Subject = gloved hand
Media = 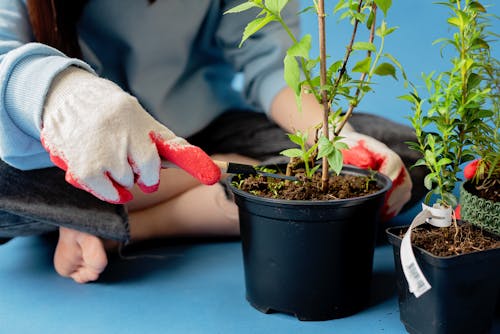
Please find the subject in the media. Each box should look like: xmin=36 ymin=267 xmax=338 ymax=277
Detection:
xmin=340 ymin=130 xmax=412 ymax=221
xmin=41 ymin=67 xmax=220 ymax=204
xmin=463 ymin=159 xmax=479 ymax=180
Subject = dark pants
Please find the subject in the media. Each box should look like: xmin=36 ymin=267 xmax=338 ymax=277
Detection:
xmin=0 ymin=111 xmax=425 ymax=244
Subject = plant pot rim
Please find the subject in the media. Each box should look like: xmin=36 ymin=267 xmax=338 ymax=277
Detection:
xmin=228 ymin=164 xmax=392 ymax=207
xmin=460 ymin=181 xmax=499 ymax=205
xmin=385 ymin=224 xmax=500 ymax=265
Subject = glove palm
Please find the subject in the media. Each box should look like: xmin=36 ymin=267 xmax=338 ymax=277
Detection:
xmin=41 ymin=67 xmax=220 ymax=204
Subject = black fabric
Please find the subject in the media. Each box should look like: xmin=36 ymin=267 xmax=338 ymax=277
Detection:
xmin=187 ymin=110 xmax=292 ymax=161
xmin=0 ymin=160 xmax=129 ymax=241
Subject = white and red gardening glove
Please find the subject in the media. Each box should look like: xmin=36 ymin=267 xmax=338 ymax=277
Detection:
xmin=340 ymin=130 xmax=412 ymax=221
xmin=41 ymin=67 xmax=221 ymax=204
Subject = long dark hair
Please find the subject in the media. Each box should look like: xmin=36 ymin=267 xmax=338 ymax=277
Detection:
xmin=26 ymin=0 xmax=156 ymax=59
xmin=26 ymin=0 xmax=88 ymax=58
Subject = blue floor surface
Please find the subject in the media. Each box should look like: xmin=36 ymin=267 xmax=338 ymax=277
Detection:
xmin=1 ymin=205 xmax=499 ymax=334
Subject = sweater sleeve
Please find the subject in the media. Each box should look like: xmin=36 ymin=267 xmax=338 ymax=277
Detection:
xmin=216 ymin=0 xmax=300 ymax=114
xmin=0 ymin=0 xmax=94 ymax=170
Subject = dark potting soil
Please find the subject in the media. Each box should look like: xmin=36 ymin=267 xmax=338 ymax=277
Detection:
xmin=237 ymin=168 xmax=380 ymax=201
xmin=400 ymin=223 xmax=500 ymax=257
xmin=466 ymin=175 xmax=500 ymax=202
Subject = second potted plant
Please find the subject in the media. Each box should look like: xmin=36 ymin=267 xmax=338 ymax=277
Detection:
xmin=387 ymin=1 xmax=500 ymax=333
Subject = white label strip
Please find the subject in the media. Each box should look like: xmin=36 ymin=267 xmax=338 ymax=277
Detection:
xmin=400 ymin=208 xmax=432 ymax=297
xmin=399 ymin=203 xmax=453 ymax=298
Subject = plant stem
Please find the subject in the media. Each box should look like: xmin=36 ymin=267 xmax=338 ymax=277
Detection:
xmin=330 ymin=0 xmax=363 ymax=103
xmin=335 ymin=3 xmax=377 ymax=136
xmin=317 ymin=0 xmax=330 ymax=191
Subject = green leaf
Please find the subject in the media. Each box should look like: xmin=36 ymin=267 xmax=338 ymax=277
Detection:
xmin=224 ymin=2 xmax=259 ymax=14
xmin=469 ymin=1 xmax=487 ymax=12
xmin=366 ymin=10 xmax=374 ymax=29
xmin=283 ymin=54 xmax=301 ymax=96
xmin=374 ymin=62 xmax=397 ymax=79
xmin=334 ymin=0 xmax=348 ymax=13
xmin=328 ymin=149 xmax=344 ymax=176
xmin=374 ymin=0 xmax=392 ymax=16
xmin=334 ymin=141 xmax=349 ymax=150
xmin=266 ymin=0 xmax=289 ymax=15
xmin=240 ymin=15 xmax=275 ymax=46
xmin=352 ymin=57 xmax=371 ymax=74
xmin=412 ymin=158 xmax=428 ymax=167
xmin=286 ymin=132 xmax=304 ymax=146
xmin=437 ymin=157 xmax=452 ymax=167
xmin=280 ymin=148 xmax=303 ymax=158
xmin=287 ymin=34 xmax=311 ymax=59
xmin=317 ymin=136 xmax=334 ymax=158
xmin=447 ymin=16 xmax=461 ymax=28
xmin=399 ymin=93 xmax=420 ymax=104
xmin=470 ymin=37 xmax=489 ymax=50
xmin=424 ymin=173 xmax=435 ymax=190
xmin=352 ymin=42 xmax=376 ymax=52
xmin=311 ymin=164 xmax=321 ymax=175
xmin=424 ymin=150 xmax=436 ymax=166
xmin=380 ymin=26 xmax=398 ymax=37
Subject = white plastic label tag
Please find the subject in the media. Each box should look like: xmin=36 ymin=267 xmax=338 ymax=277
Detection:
xmin=399 ymin=203 xmax=452 ymax=298
xmin=423 ymin=203 xmax=452 ymax=228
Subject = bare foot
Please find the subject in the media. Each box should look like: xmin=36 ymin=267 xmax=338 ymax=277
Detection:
xmin=53 ymin=227 xmax=108 ymax=283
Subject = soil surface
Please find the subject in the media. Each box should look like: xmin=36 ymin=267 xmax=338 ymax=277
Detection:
xmin=236 ymin=167 xmax=381 ymax=201
xmin=466 ymin=176 xmax=500 ymax=202
xmin=400 ymin=223 xmax=500 ymax=257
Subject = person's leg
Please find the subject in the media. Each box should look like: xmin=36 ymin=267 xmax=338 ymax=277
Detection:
xmin=127 ymin=153 xmax=258 ymax=240
xmin=54 ymin=152 xmax=257 ymax=283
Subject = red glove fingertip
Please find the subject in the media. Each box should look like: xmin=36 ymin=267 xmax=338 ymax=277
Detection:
xmin=155 ymin=137 xmax=221 ymax=185
xmin=342 ymin=141 xmax=383 ymax=170
xmin=463 ymin=160 xmax=479 ymax=180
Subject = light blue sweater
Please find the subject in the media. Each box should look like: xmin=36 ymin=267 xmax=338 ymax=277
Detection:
xmin=0 ymin=0 xmax=298 ymax=169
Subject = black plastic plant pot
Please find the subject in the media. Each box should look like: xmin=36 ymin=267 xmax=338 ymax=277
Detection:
xmin=228 ymin=165 xmax=391 ymax=321
xmin=386 ymin=225 xmax=500 ymax=334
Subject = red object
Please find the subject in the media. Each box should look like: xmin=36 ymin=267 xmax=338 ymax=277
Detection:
xmin=153 ymin=132 xmax=221 ymax=186
xmin=342 ymin=140 xmax=405 ymax=222
xmin=454 ymin=205 xmax=461 ymax=220
xmin=342 ymin=140 xmax=384 ymax=170
xmin=380 ymin=166 xmax=408 ymax=221
xmin=463 ymin=160 xmax=479 ymax=180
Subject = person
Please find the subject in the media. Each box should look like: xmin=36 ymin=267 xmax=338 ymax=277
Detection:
xmin=0 ymin=0 xmax=422 ymax=284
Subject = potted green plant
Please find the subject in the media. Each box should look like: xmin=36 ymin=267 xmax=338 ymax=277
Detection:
xmin=225 ymin=0 xmax=401 ymax=320
xmin=459 ymin=53 xmax=499 ymax=235
xmin=386 ymin=1 xmax=500 ymax=333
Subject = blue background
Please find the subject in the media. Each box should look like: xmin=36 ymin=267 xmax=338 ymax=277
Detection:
xmin=0 ymin=1 xmax=499 ymax=333
xmin=301 ymin=0 xmax=499 ymax=126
